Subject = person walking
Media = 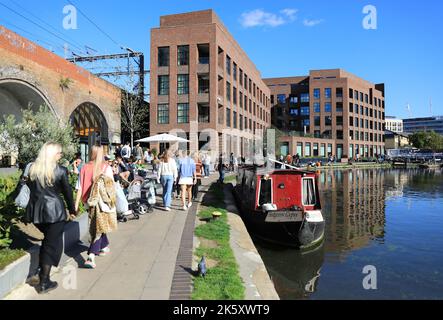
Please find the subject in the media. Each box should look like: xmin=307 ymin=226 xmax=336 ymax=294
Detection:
xmin=157 ymin=151 xmax=178 ymax=211
xmin=26 ymin=142 xmax=76 ymax=294
xmin=229 ymin=153 xmax=234 ymax=172
xmin=178 ymin=151 xmax=196 ymax=211
xmin=121 ymin=142 xmax=131 ymax=162
xmin=217 ymin=154 xmax=225 ymax=184
xmin=135 ymin=143 xmax=143 ymax=165
xmin=75 ymin=146 xmax=117 ymax=269
xmin=144 ymin=149 xmax=152 ymax=166
xmin=192 ymin=153 xmax=203 ymax=200
xmin=202 ymin=152 xmax=211 ymax=178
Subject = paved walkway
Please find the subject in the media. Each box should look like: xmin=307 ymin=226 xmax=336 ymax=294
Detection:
xmin=6 ymin=174 xmax=218 ymax=300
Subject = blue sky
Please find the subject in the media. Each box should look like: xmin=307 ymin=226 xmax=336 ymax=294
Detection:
xmin=0 ymin=0 xmax=442 ymax=119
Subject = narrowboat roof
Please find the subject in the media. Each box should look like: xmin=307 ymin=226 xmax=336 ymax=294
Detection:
xmin=239 ymin=165 xmax=314 ymax=176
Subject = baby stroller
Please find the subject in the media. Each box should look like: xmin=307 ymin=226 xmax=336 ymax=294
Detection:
xmin=125 ymin=175 xmax=156 ymax=219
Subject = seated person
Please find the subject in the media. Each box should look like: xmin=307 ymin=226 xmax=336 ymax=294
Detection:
xmin=116 ymin=156 xmax=131 ymax=184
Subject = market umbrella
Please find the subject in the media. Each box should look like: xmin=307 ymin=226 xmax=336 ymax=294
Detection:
xmin=135 ymin=133 xmax=190 ymax=143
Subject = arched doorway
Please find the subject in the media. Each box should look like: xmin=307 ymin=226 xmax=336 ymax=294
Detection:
xmin=0 ymin=79 xmax=54 ymax=167
xmin=70 ymin=102 xmax=109 ymax=162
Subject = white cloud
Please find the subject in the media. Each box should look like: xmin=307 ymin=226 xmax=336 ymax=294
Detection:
xmin=303 ymin=19 xmax=324 ymax=27
xmin=281 ymin=8 xmax=298 ymax=21
xmin=240 ymin=9 xmax=296 ymax=28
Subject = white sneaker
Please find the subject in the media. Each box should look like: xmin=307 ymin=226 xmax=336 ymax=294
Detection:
xmin=187 ymin=202 xmax=193 ymax=208
xmin=182 ymin=205 xmax=188 ymax=211
xmin=165 ymin=207 xmax=171 ymax=211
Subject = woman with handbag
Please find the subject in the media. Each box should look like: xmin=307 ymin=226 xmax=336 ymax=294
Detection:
xmin=26 ymin=142 xmax=76 ymax=294
xmin=75 ymin=145 xmax=117 ymax=269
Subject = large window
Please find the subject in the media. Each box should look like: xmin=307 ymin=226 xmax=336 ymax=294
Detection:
xmin=301 ymin=93 xmax=310 ymax=103
xmin=302 ymin=178 xmax=316 ymax=205
xmin=158 ymin=47 xmax=169 ymax=67
xmin=336 ymin=116 xmax=343 ymax=126
xmin=290 ymin=108 xmax=299 ymax=116
xmin=233 ymin=111 xmax=237 ymax=128
xmin=233 ymin=87 xmax=237 ymax=105
xmin=157 ymin=104 xmax=169 ymax=124
xmin=315 ymin=116 xmax=321 ymax=126
xmin=314 ymin=102 xmax=321 ymax=113
xmin=325 ymin=102 xmax=332 ymax=113
xmin=336 ymin=88 xmax=343 ymax=98
xmin=198 ymin=74 xmax=210 ymax=93
xmin=177 ymin=74 xmax=189 ymax=95
xmin=197 ymin=44 xmax=210 ymax=64
xmin=198 ymin=104 xmax=210 ymax=123
xmin=277 ymin=94 xmax=286 ymax=104
xmin=305 ymin=143 xmax=311 ymax=157
xmin=226 ymin=82 xmax=231 ymax=102
xmin=313 ymin=88 xmax=320 ymax=99
xmin=301 ymin=106 xmax=310 ymax=116
xmin=177 ymin=45 xmax=189 ymax=66
xmin=158 ymin=75 xmax=169 ymax=95
xmin=177 ymin=103 xmax=189 ymax=123
xmin=233 ymin=63 xmax=237 ymax=81
xmin=325 ymin=88 xmax=332 ymax=99
xmin=226 ymin=56 xmax=231 ymax=75
xmin=325 ymin=116 xmax=332 ymax=126
xmin=226 ymin=108 xmax=231 ymax=127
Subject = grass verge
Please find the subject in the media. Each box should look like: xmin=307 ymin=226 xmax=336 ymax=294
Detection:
xmin=0 ymin=249 xmax=26 ymax=271
xmin=192 ymin=183 xmax=245 ymax=300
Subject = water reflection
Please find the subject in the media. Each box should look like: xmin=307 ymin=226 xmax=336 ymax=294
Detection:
xmin=255 ymin=168 xmax=443 ymax=300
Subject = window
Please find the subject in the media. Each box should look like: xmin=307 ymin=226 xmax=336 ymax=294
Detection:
xmin=177 ymin=103 xmax=189 ymax=123
xmin=158 ymin=75 xmax=169 ymax=95
xmin=177 ymin=74 xmax=189 ymax=95
xmin=336 ymin=88 xmax=343 ymax=98
xmin=226 ymin=82 xmax=231 ymax=102
xmin=360 ymin=92 xmax=364 ymax=102
xmin=226 ymin=56 xmax=231 ymax=75
xmin=303 ymin=119 xmax=310 ymax=127
xmin=239 ymin=69 xmax=243 ymax=86
xmin=365 ymin=94 xmax=369 ymax=103
xmin=233 ymin=87 xmax=237 ymax=105
xmin=314 ymin=103 xmax=321 ymax=113
xmin=349 ymin=88 xmax=354 ymax=99
xmin=270 ymin=95 xmax=274 ymax=105
xmin=354 ymin=90 xmax=358 ymax=100
xmin=336 ymin=130 xmax=343 ymax=140
xmin=233 ymin=63 xmax=237 ymax=81
xmin=177 ymin=45 xmax=189 ymax=66
xmin=320 ymin=144 xmax=326 ymax=157
xmin=365 ymin=107 xmax=369 ymax=116
xmin=239 ymin=92 xmax=243 ymax=108
xmin=336 ymin=102 xmax=343 ymax=112
xmin=157 ymin=104 xmax=169 ymax=124
xmin=158 ymin=47 xmax=169 ymax=67
xmin=233 ymin=111 xmax=237 ymax=128
xmin=197 ymin=44 xmax=210 ymax=64
xmin=226 ymin=108 xmax=231 ymax=127
xmin=289 ymin=108 xmax=299 ymax=116
xmin=350 ymin=116 xmax=354 ymax=126
xmin=301 ymin=93 xmax=310 ymax=103
xmin=325 ymin=116 xmax=332 ymax=126
xmin=325 ymin=103 xmax=332 ymax=113
xmin=304 ymin=144 xmax=312 ymax=158
xmin=360 ymin=105 xmax=364 ymax=115
xmin=239 ymin=114 xmax=243 ymax=130
xmin=198 ymin=74 xmax=210 ymax=93
xmin=290 ymin=96 xmax=298 ymax=105
xmin=355 ymin=117 xmax=359 ymax=127
xmin=315 ymin=116 xmax=321 ymax=126
xmin=301 ymin=106 xmax=310 ymax=116
xmin=314 ymin=88 xmax=320 ymax=99
xmin=259 ymin=178 xmax=272 ymax=207
xmin=249 ymin=79 xmax=252 ymax=93
xmin=349 ymin=102 xmax=354 ymax=113
xmin=336 ymin=116 xmax=343 ymax=126
xmin=277 ymin=94 xmax=286 ymax=104
xmin=198 ymin=104 xmax=210 ymax=123
xmin=325 ymin=88 xmax=332 ymax=99
xmin=244 ymin=74 xmax=248 ymax=90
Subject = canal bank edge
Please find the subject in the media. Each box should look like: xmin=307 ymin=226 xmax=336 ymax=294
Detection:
xmin=1 ymin=213 xmax=89 ymax=299
xmin=223 ymin=184 xmax=280 ymax=300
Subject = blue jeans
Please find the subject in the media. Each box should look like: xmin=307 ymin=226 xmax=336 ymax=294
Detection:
xmin=160 ymin=175 xmax=174 ymax=208
xmin=204 ymin=164 xmax=210 ymax=176
xmin=218 ymin=170 xmax=225 ymax=183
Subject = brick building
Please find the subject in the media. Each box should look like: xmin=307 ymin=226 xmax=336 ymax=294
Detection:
xmin=264 ymin=69 xmax=386 ymax=160
xmin=149 ymin=10 xmax=272 ymax=157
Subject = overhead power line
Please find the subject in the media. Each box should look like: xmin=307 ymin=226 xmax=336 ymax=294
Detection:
xmin=67 ymin=0 xmax=122 ymax=49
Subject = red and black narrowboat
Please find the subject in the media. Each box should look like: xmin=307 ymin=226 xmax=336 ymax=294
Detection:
xmin=233 ymin=165 xmax=325 ymax=249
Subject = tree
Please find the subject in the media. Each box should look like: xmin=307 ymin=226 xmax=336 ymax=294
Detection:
xmin=120 ymin=90 xmax=149 ymax=147
xmin=0 ymin=106 xmax=78 ymax=167
xmin=409 ymin=131 xmax=443 ymax=151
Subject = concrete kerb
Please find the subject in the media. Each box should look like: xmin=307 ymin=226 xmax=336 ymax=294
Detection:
xmin=223 ymin=184 xmax=280 ymax=300
xmin=1 ymin=213 xmax=89 ymax=299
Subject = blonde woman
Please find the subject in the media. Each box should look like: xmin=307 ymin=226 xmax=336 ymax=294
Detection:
xmin=75 ymin=146 xmax=114 ymax=269
xmin=157 ymin=151 xmax=178 ymax=211
xmin=26 ymin=142 xmax=76 ymax=294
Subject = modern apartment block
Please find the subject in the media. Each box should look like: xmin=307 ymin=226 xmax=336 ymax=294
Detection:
xmin=403 ymin=116 xmax=443 ymax=135
xmin=385 ymin=116 xmax=404 ymax=133
xmin=264 ymin=69 xmax=386 ymax=159
xmin=150 ymin=10 xmax=272 ymax=156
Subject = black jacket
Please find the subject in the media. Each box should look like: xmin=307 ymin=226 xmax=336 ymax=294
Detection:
xmin=26 ymin=165 xmax=75 ymax=224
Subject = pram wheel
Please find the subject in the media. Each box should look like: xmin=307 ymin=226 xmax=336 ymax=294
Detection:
xmin=135 ymin=214 xmax=140 ymax=220
xmin=121 ymin=217 xmax=128 ymax=223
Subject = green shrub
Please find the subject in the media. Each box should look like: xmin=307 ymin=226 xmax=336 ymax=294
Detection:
xmin=0 ymin=249 xmax=26 ymax=270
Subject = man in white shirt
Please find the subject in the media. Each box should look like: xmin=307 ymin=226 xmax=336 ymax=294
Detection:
xmin=121 ymin=142 xmax=131 ymax=162
xmin=203 ymin=152 xmax=211 ymax=178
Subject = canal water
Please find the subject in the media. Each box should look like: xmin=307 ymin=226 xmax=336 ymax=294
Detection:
xmin=255 ymin=168 xmax=443 ymax=300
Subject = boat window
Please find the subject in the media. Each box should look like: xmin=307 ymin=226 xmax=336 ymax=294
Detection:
xmin=259 ymin=178 xmax=272 ymax=206
xmin=302 ymin=178 xmax=316 ymax=206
